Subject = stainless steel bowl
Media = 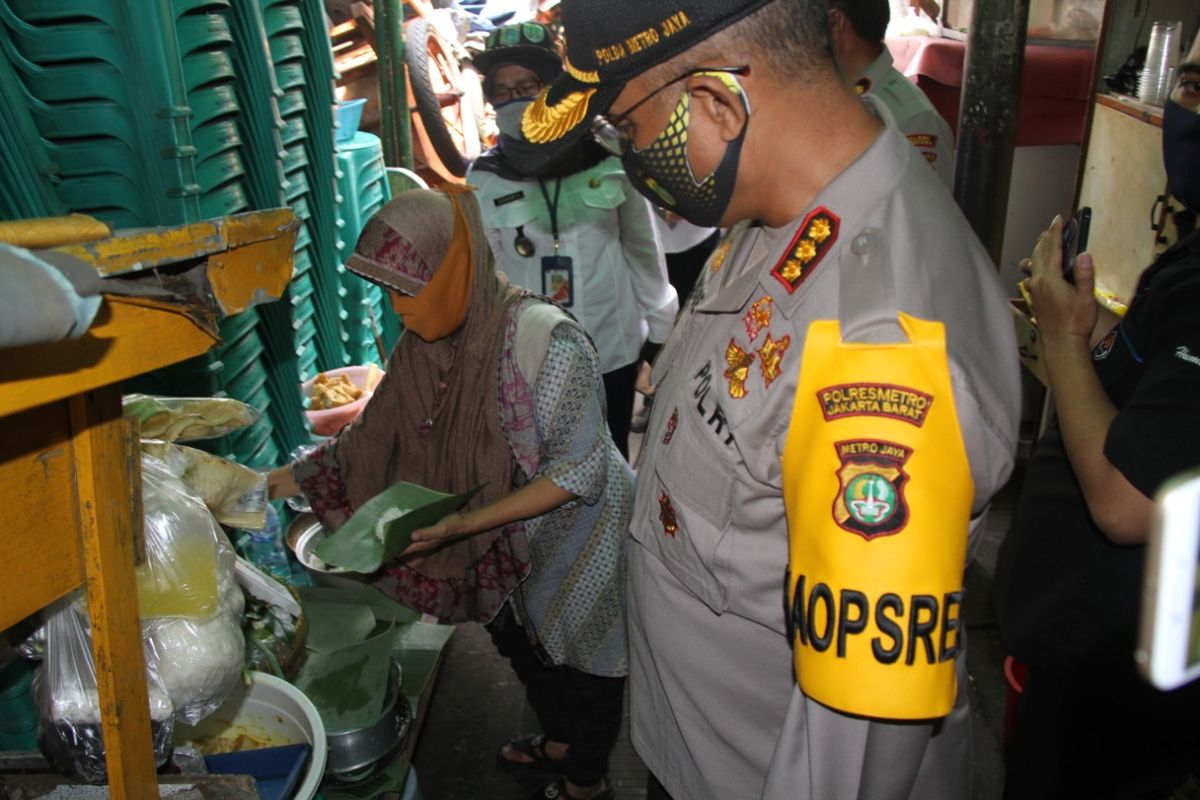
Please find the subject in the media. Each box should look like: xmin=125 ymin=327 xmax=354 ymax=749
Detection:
xmin=286 ymin=514 xmax=368 ymax=589
xmin=324 ymin=662 xmax=411 ymax=781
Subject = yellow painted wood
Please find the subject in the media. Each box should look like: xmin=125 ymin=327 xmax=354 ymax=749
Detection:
xmin=0 ymin=214 xmax=110 ymax=248
xmin=0 ymin=297 xmax=219 ymax=418
xmin=55 ymin=209 xmax=297 ymax=277
xmin=207 ymin=236 xmax=296 ymax=316
xmin=69 ymin=389 xmax=156 ymax=800
xmin=0 ymin=401 xmax=85 ymax=630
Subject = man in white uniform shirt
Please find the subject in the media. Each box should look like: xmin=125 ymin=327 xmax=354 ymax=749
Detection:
xmin=830 ymin=0 xmax=956 ymax=190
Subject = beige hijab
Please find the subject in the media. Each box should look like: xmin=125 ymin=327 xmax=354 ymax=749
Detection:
xmin=334 ymin=187 xmax=530 ymax=622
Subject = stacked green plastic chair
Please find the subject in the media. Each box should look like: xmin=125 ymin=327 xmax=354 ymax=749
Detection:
xmin=224 ymin=0 xmax=314 ymax=457
xmin=0 ymin=0 xmax=201 ymax=228
xmin=336 ymin=131 xmax=396 ymax=366
xmin=0 ymin=45 xmax=63 ymax=219
xmin=259 ymin=0 xmax=349 ymax=373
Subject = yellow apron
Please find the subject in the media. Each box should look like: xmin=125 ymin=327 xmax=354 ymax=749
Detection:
xmin=782 ymin=312 xmax=972 ymax=719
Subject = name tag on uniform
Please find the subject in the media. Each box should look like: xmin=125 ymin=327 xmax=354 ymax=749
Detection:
xmin=541 ymin=255 xmax=574 ymax=308
xmin=493 ymin=191 xmax=525 ymax=207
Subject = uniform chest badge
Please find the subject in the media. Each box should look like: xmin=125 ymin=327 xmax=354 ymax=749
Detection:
xmin=662 ymin=408 xmax=679 ymax=445
xmin=1093 ymin=328 xmax=1117 ymax=361
xmin=724 ymin=339 xmax=756 ymax=399
xmin=772 ymin=207 xmax=840 ymax=294
xmin=659 ymin=492 xmax=679 ymax=538
xmin=743 ymin=295 xmax=774 ymax=342
xmin=757 ymin=333 xmax=791 ymax=388
xmin=833 ymin=439 xmax=912 ymax=540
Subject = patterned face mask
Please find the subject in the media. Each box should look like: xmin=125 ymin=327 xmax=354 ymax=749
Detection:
xmin=620 ymin=72 xmax=750 ymax=227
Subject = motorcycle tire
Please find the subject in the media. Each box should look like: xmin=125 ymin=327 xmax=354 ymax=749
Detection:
xmin=405 ymin=17 xmax=480 ymax=178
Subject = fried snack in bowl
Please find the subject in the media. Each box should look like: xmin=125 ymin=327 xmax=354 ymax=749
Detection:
xmin=301 ymin=366 xmax=384 ymax=437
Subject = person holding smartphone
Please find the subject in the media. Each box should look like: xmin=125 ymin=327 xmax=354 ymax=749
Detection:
xmin=995 ymin=49 xmax=1200 ymax=799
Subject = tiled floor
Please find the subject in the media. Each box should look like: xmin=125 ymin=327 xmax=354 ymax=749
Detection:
xmin=411 ymin=407 xmax=1019 ymax=800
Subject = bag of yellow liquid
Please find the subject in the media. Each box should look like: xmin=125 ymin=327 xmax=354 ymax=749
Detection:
xmin=136 ymin=455 xmax=234 ymax=619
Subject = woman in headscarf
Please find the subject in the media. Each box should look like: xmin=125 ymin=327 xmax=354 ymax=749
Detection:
xmin=268 ymin=186 xmax=628 ymax=800
xmin=468 ymin=21 xmax=678 ymax=460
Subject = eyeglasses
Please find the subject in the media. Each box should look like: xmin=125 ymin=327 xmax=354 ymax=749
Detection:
xmin=590 ymin=65 xmax=750 ymax=157
xmin=489 ymin=79 xmax=545 ymax=105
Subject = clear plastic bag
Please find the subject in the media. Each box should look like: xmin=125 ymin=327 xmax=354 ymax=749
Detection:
xmin=35 ymin=592 xmax=174 ymax=784
xmin=137 ymin=456 xmax=233 ymax=619
xmin=141 ymin=441 xmax=269 ymax=530
xmin=123 ymin=394 xmax=260 ymax=442
xmin=138 ymin=455 xmax=245 ymax=724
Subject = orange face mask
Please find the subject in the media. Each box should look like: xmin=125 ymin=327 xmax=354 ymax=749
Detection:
xmin=390 ymin=187 xmax=475 ymax=341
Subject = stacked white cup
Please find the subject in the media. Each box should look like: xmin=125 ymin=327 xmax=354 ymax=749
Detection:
xmin=1138 ymin=20 xmax=1182 ymax=106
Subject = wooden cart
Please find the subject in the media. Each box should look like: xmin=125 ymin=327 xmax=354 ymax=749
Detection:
xmin=0 ymin=210 xmax=297 ymax=799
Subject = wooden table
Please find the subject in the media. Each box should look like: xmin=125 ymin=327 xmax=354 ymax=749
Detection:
xmin=0 ymin=210 xmax=297 ymax=800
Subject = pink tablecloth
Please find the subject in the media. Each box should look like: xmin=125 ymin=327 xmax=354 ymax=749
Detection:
xmin=886 ymin=36 xmax=1094 ymax=146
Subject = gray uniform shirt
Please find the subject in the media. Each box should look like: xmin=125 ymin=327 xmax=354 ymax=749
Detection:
xmin=626 ymin=97 xmax=1020 ymax=800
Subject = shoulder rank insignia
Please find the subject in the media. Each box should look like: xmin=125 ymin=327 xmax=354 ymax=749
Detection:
xmin=771 ymin=207 xmax=840 ymax=294
xmin=724 ymin=339 xmax=756 ymax=399
xmin=659 ymin=492 xmax=679 ymax=537
xmin=743 ymin=295 xmax=774 ymax=342
xmin=757 ymin=333 xmax=791 ymax=388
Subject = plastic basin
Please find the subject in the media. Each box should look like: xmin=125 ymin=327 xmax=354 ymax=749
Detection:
xmin=174 ymin=671 xmax=327 ymax=800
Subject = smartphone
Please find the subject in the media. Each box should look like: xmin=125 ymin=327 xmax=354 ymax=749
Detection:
xmin=1060 ymin=207 xmax=1092 ymax=283
xmin=1136 ymin=470 xmax=1200 ymax=690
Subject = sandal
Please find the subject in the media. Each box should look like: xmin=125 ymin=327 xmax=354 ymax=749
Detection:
xmin=530 ymin=776 xmax=615 ymax=800
xmin=497 ymin=733 xmax=563 ymax=771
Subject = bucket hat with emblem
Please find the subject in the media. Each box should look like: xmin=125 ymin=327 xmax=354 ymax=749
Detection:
xmin=519 ymin=0 xmax=775 ymax=159
xmin=473 ymin=21 xmax=563 ymax=92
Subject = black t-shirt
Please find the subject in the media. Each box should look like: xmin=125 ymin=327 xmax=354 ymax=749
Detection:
xmin=995 ymin=232 xmax=1200 ymax=668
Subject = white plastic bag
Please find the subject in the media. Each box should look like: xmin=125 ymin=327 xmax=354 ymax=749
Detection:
xmin=35 ymin=593 xmax=174 ymax=784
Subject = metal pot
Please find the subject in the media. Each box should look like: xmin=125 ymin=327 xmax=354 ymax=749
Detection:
xmin=324 ymin=662 xmax=411 ymax=781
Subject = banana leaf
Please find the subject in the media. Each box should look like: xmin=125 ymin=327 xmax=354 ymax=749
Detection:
xmin=314 ymin=481 xmax=483 ymax=572
xmin=297 ymin=584 xmax=421 ymax=623
xmin=302 ymin=600 xmax=377 ymax=653
xmin=293 ymin=624 xmax=396 ymax=733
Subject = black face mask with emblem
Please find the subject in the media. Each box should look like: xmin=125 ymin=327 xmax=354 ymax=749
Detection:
xmin=621 ymin=82 xmax=748 ymax=228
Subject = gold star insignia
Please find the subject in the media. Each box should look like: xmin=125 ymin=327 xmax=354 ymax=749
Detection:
xmin=809 ymin=218 xmax=832 ymax=243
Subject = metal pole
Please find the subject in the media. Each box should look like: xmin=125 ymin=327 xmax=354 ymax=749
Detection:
xmin=376 ymin=0 xmax=414 ymax=170
xmin=953 ymin=0 xmax=1031 ymax=265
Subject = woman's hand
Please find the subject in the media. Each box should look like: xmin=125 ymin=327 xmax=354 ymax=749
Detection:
xmin=402 ymin=512 xmax=474 ymax=557
xmin=1020 ymin=216 xmax=1097 ymax=346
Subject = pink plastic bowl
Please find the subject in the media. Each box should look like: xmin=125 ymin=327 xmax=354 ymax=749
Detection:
xmin=301 ymin=366 xmax=384 ymax=437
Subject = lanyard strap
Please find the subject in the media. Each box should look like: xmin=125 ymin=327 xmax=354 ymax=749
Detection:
xmin=537 ymin=177 xmax=563 ymax=254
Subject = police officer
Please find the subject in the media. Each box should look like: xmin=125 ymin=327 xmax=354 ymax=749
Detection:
xmin=829 ymin=0 xmax=956 ymax=190
xmin=520 ymin=0 xmax=1020 ymax=798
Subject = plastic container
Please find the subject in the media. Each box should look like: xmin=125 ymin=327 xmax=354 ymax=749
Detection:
xmin=0 ymin=657 xmax=38 ymax=751
xmin=335 ymin=98 xmax=367 ymax=142
xmin=174 ymin=671 xmax=327 ymax=800
xmin=204 ymin=742 xmax=311 ymax=800
xmin=301 ymin=365 xmax=383 ymax=437
xmin=242 ymin=505 xmax=292 ymax=582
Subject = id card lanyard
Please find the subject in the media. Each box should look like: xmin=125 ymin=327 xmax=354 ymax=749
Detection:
xmin=537 ymin=177 xmax=563 ymax=254
xmin=537 ymin=177 xmax=574 ymax=307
